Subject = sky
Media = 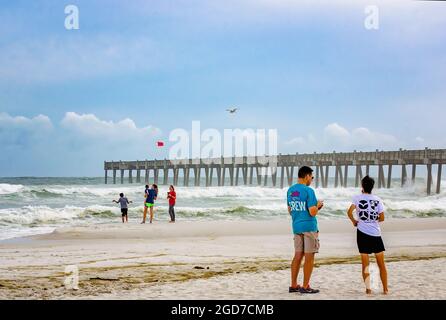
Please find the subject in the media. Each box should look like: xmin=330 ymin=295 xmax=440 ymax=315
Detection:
xmin=0 ymin=0 xmax=445 ymax=176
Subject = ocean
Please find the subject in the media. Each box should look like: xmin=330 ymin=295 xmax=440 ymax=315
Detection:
xmin=0 ymin=177 xmax=445 ymax=240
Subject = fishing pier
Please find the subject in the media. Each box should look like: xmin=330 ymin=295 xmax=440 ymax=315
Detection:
xmin=104 ymin=148 xmax=445 ymax=195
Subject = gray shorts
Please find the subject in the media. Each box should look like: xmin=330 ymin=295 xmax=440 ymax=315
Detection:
xmin=294 ymin=232 xmax=320 ymax=253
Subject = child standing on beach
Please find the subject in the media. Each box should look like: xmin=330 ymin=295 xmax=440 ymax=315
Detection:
xmin=347 ymin=175 xmax=388 ymax=295
xmin=167 ymin=185 xmax=176 ymax=223
xmin=113 ymin=193 xmax=132 ymax=223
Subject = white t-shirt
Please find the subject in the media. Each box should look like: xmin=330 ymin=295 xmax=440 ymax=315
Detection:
xmin=352 ymin=194 xmax=384 ymax=237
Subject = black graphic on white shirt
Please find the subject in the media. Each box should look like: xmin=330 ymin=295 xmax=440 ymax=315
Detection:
xmin=357 ymin=199 xmax=380 ymax=222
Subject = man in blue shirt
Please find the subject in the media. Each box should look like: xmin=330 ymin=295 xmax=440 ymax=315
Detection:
xmin=287 ymin=166 xmax=324 ymax=294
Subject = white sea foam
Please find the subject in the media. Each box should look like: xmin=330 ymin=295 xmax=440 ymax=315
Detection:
xmin=0 ymin=205 xmax=120 ymax=226
xmin=0 ymin=226 xmax=56 ymax=241
xmin=0 ymin=183 xmax=25 ymax=195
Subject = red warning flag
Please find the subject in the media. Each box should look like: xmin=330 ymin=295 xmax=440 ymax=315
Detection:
xmin=156 ymin=141 xmax=165 ymax=147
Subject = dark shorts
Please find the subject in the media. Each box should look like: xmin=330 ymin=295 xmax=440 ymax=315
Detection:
xmin=121 ymin=208 xmax=128 ymax=216
xmin=357 ymin=229 xmax=385 ymax=254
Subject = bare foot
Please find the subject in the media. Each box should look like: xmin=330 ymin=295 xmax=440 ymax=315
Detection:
xmin=140 ymin=221 xmax=145 ymax=224
xmin=366 ymin=289 xmax=372 ymax=295
xmin=383 ymin=289 xmax=389 ymax=295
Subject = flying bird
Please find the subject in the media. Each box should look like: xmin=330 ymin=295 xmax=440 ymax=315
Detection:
xmin=226 ymin=108 xmax=238 ymax=114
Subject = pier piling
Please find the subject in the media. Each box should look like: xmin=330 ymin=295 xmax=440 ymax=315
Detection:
xmin=401 ymin=164 xmax=407 ymax=187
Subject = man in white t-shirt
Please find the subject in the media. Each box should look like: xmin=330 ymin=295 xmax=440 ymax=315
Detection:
xmin=347 ymin=175 xmax=388 ymax=295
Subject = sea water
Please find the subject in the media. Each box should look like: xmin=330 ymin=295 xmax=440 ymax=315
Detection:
xmin=0 ymin=177 xmax=445 ymax=240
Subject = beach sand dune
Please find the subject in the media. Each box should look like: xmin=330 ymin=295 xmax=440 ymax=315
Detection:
xmin=0 ymin=218 xmax=445 ymax=300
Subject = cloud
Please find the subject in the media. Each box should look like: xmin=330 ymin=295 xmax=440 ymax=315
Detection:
xmin=0 ymin=112 xmax=53 ymax=146
xmin=323 ymin=123 xmax=398 ymax=149
xmin=415 ymin=137 xmax=424 ymax=143
xmin=350 ymin=127 xmax=397 ymax=148
xmin=0 ymin=112 xmax=52 ymax=129
xmin=2 ymin=0 xmax=444 ymax=86
xmin=413 ymin=136 xmax=428 ymax=149
xmin=324 ymin=123 xmax=350 ymax=142
xmin=0 ymin=112 xmax=162 ymax=176
xmin=286 ymin=123 xmax=399 ymax=152
xmin=61 ymin=112 xmax=161 ymax=142
xmin=284 ymin=136 xmax=306 ymax=146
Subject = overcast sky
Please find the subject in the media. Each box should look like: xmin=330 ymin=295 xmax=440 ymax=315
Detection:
xmin=1 ymin=0 xmax=445 ymax=176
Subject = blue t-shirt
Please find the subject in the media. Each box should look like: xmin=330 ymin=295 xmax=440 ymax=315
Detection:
xmin=146 ymin=189 xmax=157 ymax=204
xmin=287 ymin=183 xmax=318 ymax=234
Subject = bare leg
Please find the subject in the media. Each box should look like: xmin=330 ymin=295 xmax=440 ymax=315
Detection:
xmin=375 ymin=252 xmax=388 ymax=294
xmin=303 ymin=253 xmax=315 ymax=288
xmin=125 ymin=215 xmax=128 ymax=223
xmin=361 ymin=254 xmax=372 ymax=294
xmin=291 ymin=252 xmax=304 ymax=288
xmin=122 ymin=216 xmax=125 ymax=223
xmin=149 ymin=206 xmax=154 ymax=223
xmin=142 ymin=205 xmax=147 ymax=223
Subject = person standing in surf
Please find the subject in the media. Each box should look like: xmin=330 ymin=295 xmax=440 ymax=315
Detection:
xmin=347 ymin=175 xmax=388 ymax=295
xmin=287 ymin=166 xmax=324 ymax=294
xmin=142 ymin=184 xmax=158 ymax=224
xmin=113 ymin=193 xmax=132 ymax=223
xmin=167 ymin=185 xmax=176 ymax=223
xmin=142 ymin=185 xmax=150 ymax=224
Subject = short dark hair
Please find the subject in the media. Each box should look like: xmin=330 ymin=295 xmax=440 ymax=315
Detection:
xmin=361 ymin=175 xmax=375 ymax=194
xmin=119 ymin=193 xmax=124 ymax=197
xmin=298 ymin=166 xmax=314 ymax=179
xmin=145 ymin=185 xmax=149 ymax=188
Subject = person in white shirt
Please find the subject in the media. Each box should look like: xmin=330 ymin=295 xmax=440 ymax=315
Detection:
xmin=347 ymin=175 xmax=388 ymax=295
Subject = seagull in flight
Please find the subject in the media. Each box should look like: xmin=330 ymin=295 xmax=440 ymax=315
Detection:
xmin=226 ymin=107 xmax=238 ymax=114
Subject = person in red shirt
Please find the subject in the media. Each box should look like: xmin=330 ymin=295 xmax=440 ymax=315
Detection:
xmin=167 ymin=185 xmax=177 ymax=223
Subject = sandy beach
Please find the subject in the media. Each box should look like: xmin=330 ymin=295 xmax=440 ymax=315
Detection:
xmin=0 ymin=218 xmax=445 ymax=300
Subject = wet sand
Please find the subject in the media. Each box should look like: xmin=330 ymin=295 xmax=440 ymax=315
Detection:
xmin=0 ymin=218 xmax=445 ymax=299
